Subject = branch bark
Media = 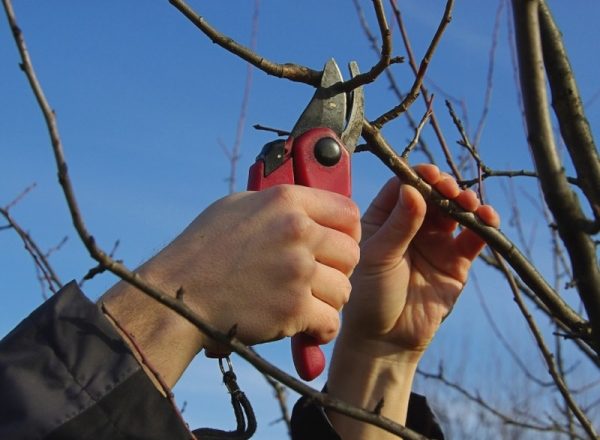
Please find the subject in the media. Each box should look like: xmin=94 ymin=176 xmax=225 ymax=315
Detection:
xmin=511 ymin=0 xmax=600 ymax=350
xmin=169 ymin=0 xmax=321 ymax=86
xmin=538 ymin=0 xmax=600 ymax=222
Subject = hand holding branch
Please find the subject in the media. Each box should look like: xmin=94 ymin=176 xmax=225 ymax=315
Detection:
xmin=327 ymin=164 xmax=499 ymax=439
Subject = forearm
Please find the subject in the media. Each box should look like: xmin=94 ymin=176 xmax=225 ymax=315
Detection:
xmin=326 ymin=333 xmax=421 ymax=440
xmin=100 ymin=260 xmax=205 ymax=389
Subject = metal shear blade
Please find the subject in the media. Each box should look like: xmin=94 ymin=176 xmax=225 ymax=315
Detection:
xmin=290 ymin=59 xmax=364 ymax=153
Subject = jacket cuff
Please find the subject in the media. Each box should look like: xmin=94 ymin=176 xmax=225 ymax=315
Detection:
xmin=291 ymin=389 xmax=444 ymax=439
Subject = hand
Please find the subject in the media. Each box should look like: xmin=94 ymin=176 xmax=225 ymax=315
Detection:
xmin=341 ymin=164 xmax=500 ymax=360
xmin=101 ymin=185 xmax=360 ymax=387
xmin=326 ymin=165 xmax=499 ymax=438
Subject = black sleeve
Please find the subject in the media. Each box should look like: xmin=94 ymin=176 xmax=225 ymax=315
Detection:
xmin=291 ymin=390 xmax=445 ymax=440
xmin=0 ymin=281 xmax=193 ymax=440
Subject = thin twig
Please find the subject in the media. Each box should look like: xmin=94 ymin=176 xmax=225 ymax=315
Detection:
xmin=401 ymin=98 xmax=433 ymax=158
xmin=371 ymin=0 xmax=454 ymax=129
xmin=472 ymin=0 xmax=504 ymax=148
xmin=252 ymin=124 xmax=290 ymax=137
xmin=336 ymin=0 xmax=399 ymax=92
xmin=388 ymin=0 xmax=462 ymax=179
xmin=491 ymin=249 xmax=598 ymax=439
xmin=478 ymin=252 xmax=600 ymax=369
xmin=472 ymin=275 xmax=554 ymax=387
xmin=1 ymin=186 xmax=63 ymax=296
xmin=222 ymin=0 xmax=260 ymax=195
xmin=459 ymin=169 xmax=580 ymax=189
xmin=79 ymin=240 xmax=121 ymax=286
xmin=351 ymin=0 xmax=435 ymax=163
xmin=101 ymin=304 xmax=196 ymax=439
xmin=262 ymin=371 xmax=292 ymax=437
xmin=445 ymin=99 xmax=486 ymax=196
xmin=4 ymin=182 xmax=37 ymax=211
xmin=418 ymin=365 xmax=573 ymax=435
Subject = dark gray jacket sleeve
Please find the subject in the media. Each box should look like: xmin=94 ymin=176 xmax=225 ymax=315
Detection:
xmin=0 ymin=281 xmax=192 ymax=440
xmin=291 ymin=388 xmax=445 ymax=439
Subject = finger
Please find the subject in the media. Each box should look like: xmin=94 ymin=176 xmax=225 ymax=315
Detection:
xmin=302 ymin=300 xmax=341 ymax=344
xmin=360 ymin=177 xmax=401 ymax=239
xmin=426 ymin=188 xmax=480 ymax=233
xmin=476 ymin=204 xmax=501 ymax=228
xmin=453 ymin=206 xmax=500 ymax=261
xmin=436 ymin=173 xmax=461 ymax=199
xmin=363 ymin=184 xmax=426 ymax=261
xmin=414 ymin=164 xmax=460 ymax=199
xmin=291 ymin=186 xmax=362 ymax=242
xmin=454 ymin=228 xmax=488 ymax=262
xmin=310 ymin=263 xmax=352 ymax=310
xmin=313 ymin=227 xmax=360 ymax=276
xmin=413 ymin=163 xmax=440 ymax=183
xmin=455 ymin=189 xmax=481 ymax=212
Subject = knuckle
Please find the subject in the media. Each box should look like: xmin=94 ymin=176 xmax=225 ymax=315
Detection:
xmin=267 ymin=184 xmax=297 ymax=208
xmin=347 ymin=200 xmax=361 ymax=226
xmin=282 ymin=248 xmax=316 ymax=281
xmin=319 ymin=312 xmax=340 ymax=343
xmin=343 ymin=200 xmax=362 ymax=241
xmin=281 ymin=211 xmax=313 ymax=242
xmin=348 ymin=240 xmax=361 ymax=269
xmin=340 ymin=276 xmax=352 ymax=306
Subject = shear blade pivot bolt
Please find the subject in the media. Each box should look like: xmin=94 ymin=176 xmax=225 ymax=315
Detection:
xmin=314 ymin=137 xmax=341 ymax=167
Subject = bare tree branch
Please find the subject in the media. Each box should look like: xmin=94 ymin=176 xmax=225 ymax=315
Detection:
xmin=418 ymin=364 xmax=579 ymax=437
xmin=459 ymin=169 xmax=580 ymax=189
xmin=252 ymin=124 xmax=290 ymax=137
xmin=538 ymin=0 xmax=600 ymax=221
xmin=388 ymin=0 xmax=461 ymax=179
xmin=511 ymin=0 xmax=600 ymax=352
xmin=371 ymin=0 xmax=454 ymax=129
xmin=337 ymin=0 xmax=403 ymax=92
xmin=401 ymin=98 xmax=433 ymax=158
xmin=491 ymin=250 xmax=598 ymax=439
xmin=472 ymin=274 xmax=554 ymax=387
xmin=168 ymin=0 xmax=321 ymax=86
xmin=351 ymin=0 xmax=435 ymax=163
xmin=221 ymin=0 xmax=260 ymax=195
xmin=472 ymin=0 xmax=504 ymax=149
xmin=170 ymin=0 xmax=401 ymax=94
xmin=1 ymin=184 xmax=63 ymax=296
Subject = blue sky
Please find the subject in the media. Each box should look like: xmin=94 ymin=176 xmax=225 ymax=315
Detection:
xmin=2 ymin=1 xmax=599 ymax=437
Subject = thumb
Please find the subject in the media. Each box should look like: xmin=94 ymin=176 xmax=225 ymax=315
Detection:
xmin=362 ymin=184 xmax=427 ymax=263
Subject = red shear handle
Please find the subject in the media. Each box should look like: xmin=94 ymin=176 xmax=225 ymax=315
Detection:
xmin=248 ymin=128 xmax=351 ymax=381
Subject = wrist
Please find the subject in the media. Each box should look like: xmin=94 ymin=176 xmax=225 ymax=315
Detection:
xmin=99 ymin=264 xmax=205 ymax=388
xmin=326 ymin=332 xmax=422 ymax=439
xmin=335 ymin=329 xmax=426 ymax=366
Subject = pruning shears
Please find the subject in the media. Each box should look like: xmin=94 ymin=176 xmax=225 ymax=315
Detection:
xmin=248 ymin=59 xmax=364 ymax=380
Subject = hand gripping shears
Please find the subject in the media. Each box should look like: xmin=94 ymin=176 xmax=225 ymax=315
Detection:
xmin=248 ymin=59 xmax=364 ymax=380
